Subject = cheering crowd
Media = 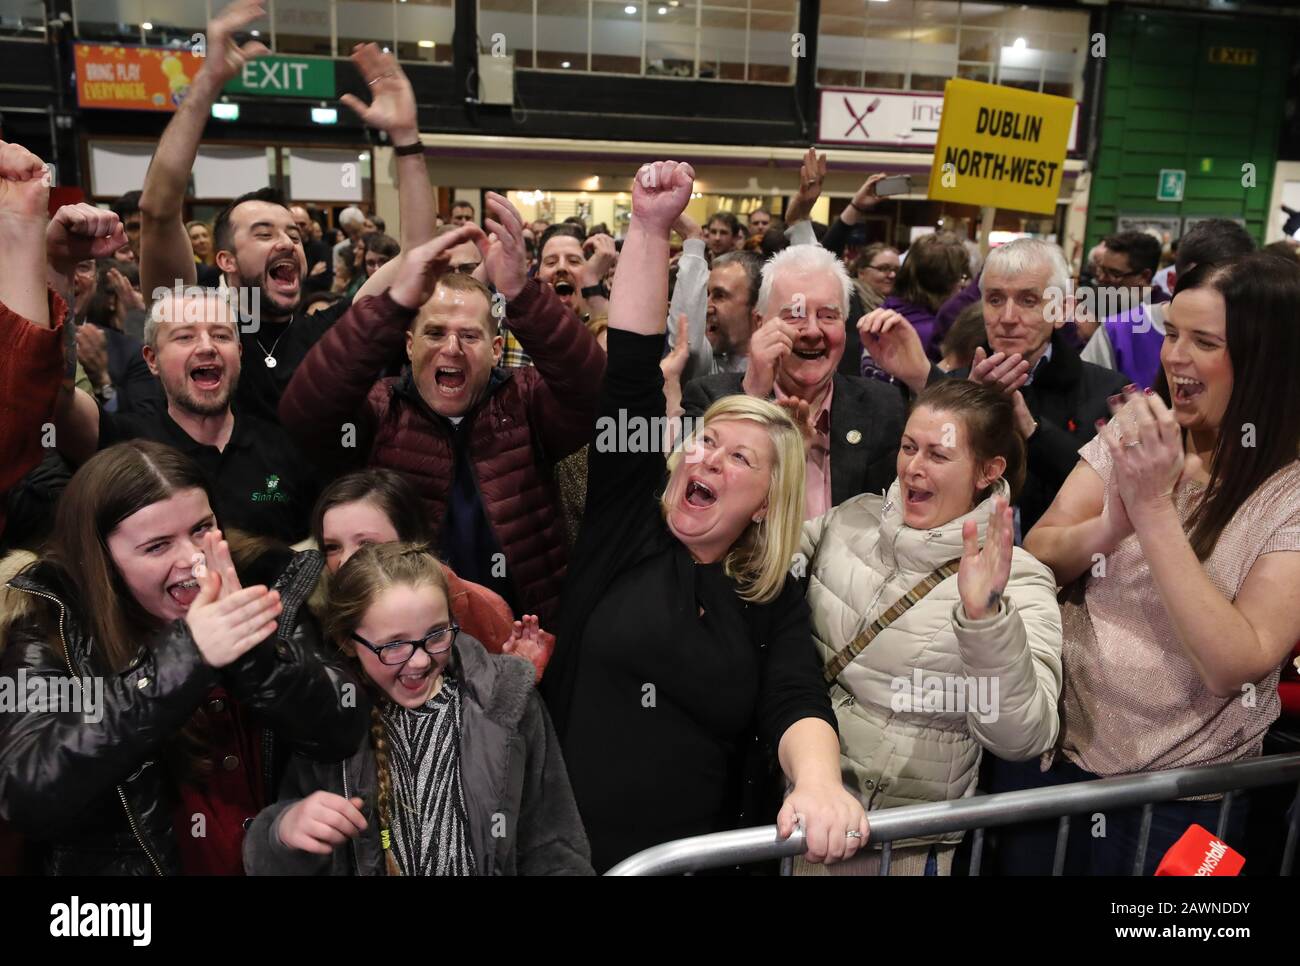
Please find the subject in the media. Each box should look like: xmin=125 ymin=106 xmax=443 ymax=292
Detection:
xmin=1 ymin=0 xmax=1299 ymax=878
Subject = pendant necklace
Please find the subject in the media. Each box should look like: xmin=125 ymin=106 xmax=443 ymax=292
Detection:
xmin=255 ymin=329 xmax=287 ymax=368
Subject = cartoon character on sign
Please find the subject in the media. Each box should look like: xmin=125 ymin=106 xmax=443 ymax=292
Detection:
xmin=161 ymin=55 xmax=193 ymax=107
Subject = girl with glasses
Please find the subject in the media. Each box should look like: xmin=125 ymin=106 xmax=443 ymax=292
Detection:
xmin=243 ymin=542 xmax=592 ymax=876
xmin=312 ymin=468 xmax=552 ymax=679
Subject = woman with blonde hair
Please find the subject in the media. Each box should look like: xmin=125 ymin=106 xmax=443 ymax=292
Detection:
xmin=243 ymin=542 xmax=591 ymax=875
xmin=543 ymin=160 xmax=866 ymax=873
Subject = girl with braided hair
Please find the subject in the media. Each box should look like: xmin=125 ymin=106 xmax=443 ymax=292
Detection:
xmin=242 ymin=542 xmax=591 ymax=875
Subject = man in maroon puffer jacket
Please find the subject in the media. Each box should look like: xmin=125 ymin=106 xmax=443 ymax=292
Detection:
xmin=280 ymin=194 xmax=605 ymax=626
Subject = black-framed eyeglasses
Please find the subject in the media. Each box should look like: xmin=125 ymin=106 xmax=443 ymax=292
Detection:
xmin=350 ymin=623 xmax=460 ymax=666
xmin=867 ymin=263 xmax=898 ymax=274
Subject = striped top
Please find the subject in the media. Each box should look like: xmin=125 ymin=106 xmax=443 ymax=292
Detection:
xmin=383 ymin=678 xmax=477 ymax=876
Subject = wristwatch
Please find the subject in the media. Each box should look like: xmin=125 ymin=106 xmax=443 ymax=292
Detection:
xmin=392 ymin=141 xmax=425 ymax=156
xmin=581 ymin=283 xmax=610 ymax=300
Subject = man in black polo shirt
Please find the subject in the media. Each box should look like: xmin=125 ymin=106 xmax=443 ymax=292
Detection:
xmin=137 ymin=5 xmax=436 ymax=424
xmin=49 ymin=288 xmax=317 ymax=545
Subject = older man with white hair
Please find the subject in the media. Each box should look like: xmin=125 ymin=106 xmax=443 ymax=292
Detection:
xmin=867 ymin=237 xmax=1129 ymax=532
xmin=47 ymin=287 xmax=320 ymax=543
xmin=682 ymin=244 xmax=910 ymax=518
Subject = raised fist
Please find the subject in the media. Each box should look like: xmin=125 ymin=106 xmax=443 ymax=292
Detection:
xmin=631 ymin=160 xmax=695 ymax=236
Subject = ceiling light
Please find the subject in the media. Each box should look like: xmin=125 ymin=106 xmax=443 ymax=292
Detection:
xmin=142 ymin=21 xmax=153 ymax=30
xmin=211 ymin=102 xmax=239 ymax=121
xmin=561 ymin=60 xmax=571 ymax=68
xmin=625 ymin=5 xmax=637 ymax=14
xmin=1013 ymin=37 xmax=1027 ymax=49
xmin=418 ymin=40 xmax=435 ymax=48
xmin=311 ymin=107 xmax=338 ymax=124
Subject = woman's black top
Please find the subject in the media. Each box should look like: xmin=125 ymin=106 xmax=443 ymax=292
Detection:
xmin=543 ymin=327 xmax=835 ymax=873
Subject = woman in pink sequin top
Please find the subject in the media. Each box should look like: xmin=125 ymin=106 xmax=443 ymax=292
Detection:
xmin=989 ymin=252 xmax=1300 ymax=875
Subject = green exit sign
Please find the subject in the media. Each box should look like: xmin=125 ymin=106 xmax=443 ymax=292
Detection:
xmin=225 ymin=56 xmax=335 ymax=98
xmin=1157 ymin=168 xmax=1186 ymax=203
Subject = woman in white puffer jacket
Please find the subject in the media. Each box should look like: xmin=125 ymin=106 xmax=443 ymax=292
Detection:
xmin=799 ymin=378 xmax=1063 ymax=876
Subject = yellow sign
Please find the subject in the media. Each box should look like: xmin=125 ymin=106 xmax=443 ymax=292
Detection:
xmin=927 ymin=78 xmax=1075 ymax=215
xmin=1208 ymin=47 xmax=1257 ymax=67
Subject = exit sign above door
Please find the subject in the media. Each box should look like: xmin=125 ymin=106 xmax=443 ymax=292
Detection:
xmin=225 ymin=56 xmax=335 ymax=98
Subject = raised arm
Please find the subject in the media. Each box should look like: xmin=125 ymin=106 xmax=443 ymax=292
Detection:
xmin=781 ymin=147 xmax=826 ymax=228
xmin=139 ymin=0 xmax=269 ymax=298
xmin=611 ymin=160 xmax=695 ymax=336
xmin=342 ymin=45 xmax=437 ymax=303
xmin=481 ymin=192 xmax=603 ymax=459
xmin=44 ymin=204 xmax=134 ymax=464
xmin=666 ymin=212 xmax=715 ymax=382
xmin=954 ymin=500 xmax=1063 ymax=760
xmin=0 ymin=140 xmax=52 ymax=324
xmin=823 ymin=173 xmax=888 ymax=256
xmin=1023 ymin=458 xmax=1125 ymax=586
xmin=0 ymin=144 xmax=85 ymax=495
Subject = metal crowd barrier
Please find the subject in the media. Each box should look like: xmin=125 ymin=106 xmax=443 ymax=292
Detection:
xmin=606 ymin=752 xmax=1300 ymax=876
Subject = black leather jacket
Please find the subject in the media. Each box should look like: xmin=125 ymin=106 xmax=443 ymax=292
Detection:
xmin=0 ymin=549 xmax=369 ymax=875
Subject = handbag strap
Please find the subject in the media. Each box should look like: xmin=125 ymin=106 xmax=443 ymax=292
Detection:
xmin=822 ymin=559 xmax=962 ymax=684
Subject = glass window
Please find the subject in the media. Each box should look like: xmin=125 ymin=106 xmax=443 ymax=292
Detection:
xmin=646 ymin=0 xmax=696 ymax=78
xmin=818 ymin=0 xmax=1087 ymax=95
xmin=997 ymin=30 xmax=1045 ymax=91
xmin=1041 ymin=30 xmax=1086 ymax=100
xmin=699 ymin=6 xmax=746 ymax=81
xmin=480 ymin=0 xmax=535 ymax=69
xmin=337 ymin=0 xmax=395 ymax=56
xmin=0 ymin=0 xmax=45 ymax=40
xmin=816 ymin=15 xmax=863 ymax=88
xmin=275 ymin=0 xmax=333 ymax=56
xmin=911 ymin=24 xmax=956 ymax=91
xmin=396 ymin=0 xmax=453 ymax=64
xmin=957 ymin=62 xmax=992 ymax=84
xmin=958 ymin=26 xmax=996 ymax=63
xmin=591 ymin=1 xmax=643 ymax=75
xmin=914 ymin=1 xmax=960 ymax=25
xmin=748 ymin=4 xmax=793 ymax=83
xmin=536 ymin=0 xmax=587 ymax=71
xmin=76 ymin=0 xmax=214 ymax=43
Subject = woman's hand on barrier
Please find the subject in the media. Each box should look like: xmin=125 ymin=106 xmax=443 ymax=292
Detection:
xmin=959 ymin=497 xmax=1013 ymax=620
xmin=278 ymin=792 xmax=368 ymax=855
xmin=778 ymin=781 xmax=869 ymax=865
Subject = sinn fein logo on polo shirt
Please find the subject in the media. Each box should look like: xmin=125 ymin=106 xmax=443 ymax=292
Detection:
xmin=251 ymin=474 xmax=290 ymax=504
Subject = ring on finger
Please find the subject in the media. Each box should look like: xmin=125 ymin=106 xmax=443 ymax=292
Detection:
xmin=845 ymin=829 xmax=863 ymax=839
